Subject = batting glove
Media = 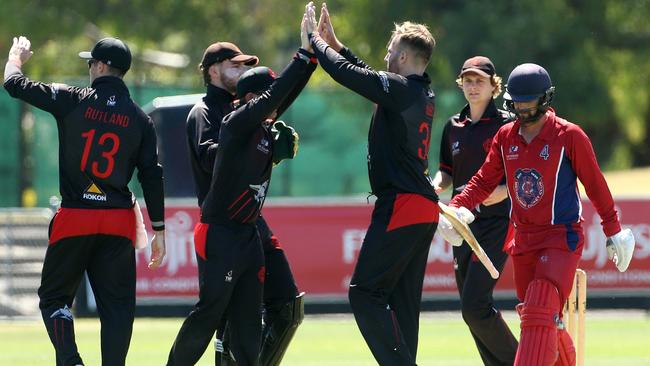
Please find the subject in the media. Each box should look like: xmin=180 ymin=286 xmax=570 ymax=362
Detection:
xmin=447 ymin=205 xmax=475 ymax=224
xmin=606 ymin=228 xmax=635 ymax=272
xmin=437 ymin=214 xmax=463 ymax=247
xmin=271 ymin=121 xmax=299 ymax=165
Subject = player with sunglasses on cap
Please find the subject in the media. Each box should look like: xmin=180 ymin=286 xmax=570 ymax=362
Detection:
xmin=4 ymin=35 xmax=165 ymax=366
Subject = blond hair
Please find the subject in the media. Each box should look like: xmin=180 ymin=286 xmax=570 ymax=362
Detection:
xmin=456 ymin=74 xmax=503 ymax=98
xmin=389 ymin=21 xmax=436 ymax=65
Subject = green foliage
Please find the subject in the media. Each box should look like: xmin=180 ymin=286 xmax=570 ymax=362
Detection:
xmin=1 ymin=0 xmax=649 ymax=203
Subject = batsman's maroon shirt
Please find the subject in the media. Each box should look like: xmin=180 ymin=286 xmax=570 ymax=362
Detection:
xmin=451 ymin=109 xmax=620 ymax=254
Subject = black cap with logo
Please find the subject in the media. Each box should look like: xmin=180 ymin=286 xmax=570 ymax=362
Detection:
xmin=236 ymin=67 xmax=276 ymax=99
xmin=201 ymin=42 xmax=259 ymax=69
xmin=79 ymin=37 xmax=132 ymax=72
xmin=459 ymin=56 xmax=496 ymax=78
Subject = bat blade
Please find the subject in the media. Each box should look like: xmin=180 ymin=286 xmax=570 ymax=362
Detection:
xmin=438 ymin=202 xmax=500 ymax=279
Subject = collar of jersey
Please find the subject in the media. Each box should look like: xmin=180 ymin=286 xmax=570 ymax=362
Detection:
xmin=91 ymin=76 xmax=129 ymax=95
xmin=458 ymin=100 xmax=499 ymax=124
xmin=206 ymin=84 xmax=234 ymax=104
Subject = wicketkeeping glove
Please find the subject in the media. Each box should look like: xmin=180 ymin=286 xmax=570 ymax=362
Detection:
xmin=271 ymin=121 xmax=299 ymax=165
xmin=606 ymin=228 xmax=635 ymax=272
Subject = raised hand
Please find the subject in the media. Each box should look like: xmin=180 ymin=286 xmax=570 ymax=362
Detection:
xmin=305 ymin=2 xmax=317 ymax=36
xmin=8 ymin=36 xmax=34 ymax=66
xmin=301 ymin=3 xmax=313 ymax=51
xmin=317 ymin=3 xmax=343 ymax=51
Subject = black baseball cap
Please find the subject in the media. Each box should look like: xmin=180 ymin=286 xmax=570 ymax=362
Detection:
xmin=459 ymin=56 xmax=496 ymax=78
xmin=79 ymin=37 xmax=132 ymax=72
xmin=236 ymin=67 xmax=276 ymax=99
xmin=201 ymin=42 xmax=259 ymax=69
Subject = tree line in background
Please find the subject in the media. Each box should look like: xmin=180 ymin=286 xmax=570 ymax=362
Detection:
xmin=1 ymin=0 xmax=648 ymax=170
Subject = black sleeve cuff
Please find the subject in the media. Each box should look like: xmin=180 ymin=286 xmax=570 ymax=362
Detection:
xmin=296 ymin=48 xmax=318 ymax=64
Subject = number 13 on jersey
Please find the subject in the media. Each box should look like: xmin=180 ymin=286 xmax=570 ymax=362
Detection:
xmin=80 ymin=129 xmax=121 ymax=179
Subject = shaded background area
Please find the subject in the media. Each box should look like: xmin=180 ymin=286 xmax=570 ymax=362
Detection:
xmin=1 ymin=0 xmax=649 ymax=206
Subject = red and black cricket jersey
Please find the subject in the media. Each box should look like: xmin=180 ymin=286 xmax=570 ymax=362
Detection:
xmin=200 ymin=55 xmax=314 ymax=225
xmin=187 ymin=59 xmax=316 ymax=208
xmin=451 ymin=109 xmax=620 ymax=252
xmin=311 ymin=36 xmax=437 ymax=200
xmin=439 ymin=101 xmax=513 ymax=218
xmin=4 ymin=65 xmax=164 ymax=227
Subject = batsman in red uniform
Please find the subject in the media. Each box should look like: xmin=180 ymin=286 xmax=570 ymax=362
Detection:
xmin=444 ymin=63 xmax=636 ymax=366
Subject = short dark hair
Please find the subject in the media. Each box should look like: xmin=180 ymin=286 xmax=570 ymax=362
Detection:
xmin=389 ymin=22 xmax=436 ymax=65
xmin=106 ymin=64 xmax=126 ymax=78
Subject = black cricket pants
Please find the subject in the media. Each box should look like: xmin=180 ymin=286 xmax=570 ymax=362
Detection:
xmin=348 ymin=193 xmax=438 ymax=366
xmin=168 ymin=223 xmax=264 ymax=366
xmin=38 ymin=233 xmax=136 ymax=366
xmin=256 ymin=215 xmax=299 ymax=307
xmin=454 ymin=215 xmax=518 ymax=366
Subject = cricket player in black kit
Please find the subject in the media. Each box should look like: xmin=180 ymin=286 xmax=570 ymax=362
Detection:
xmin=306 ymin=4 xmax=437 ymax=365
xmin=186 ymin=40 xmax=313 ymax=366
xmin=4 ymin=36 xmax=166 ymax=366
xmin=433 ymin=56 xmax=518 ymax=365
xmin=167 ymin=14 xmax=316 ymax=366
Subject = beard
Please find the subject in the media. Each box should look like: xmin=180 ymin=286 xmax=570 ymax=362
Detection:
xmin=221 ymin=67 xmax=246 ymax=94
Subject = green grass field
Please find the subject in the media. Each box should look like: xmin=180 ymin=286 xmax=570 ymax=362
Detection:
xmin=2 ymin=310 xmax=649 ymax=365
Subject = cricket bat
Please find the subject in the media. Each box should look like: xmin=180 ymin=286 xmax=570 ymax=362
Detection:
xmin=438 ymin=202 xmax=500 ymax=279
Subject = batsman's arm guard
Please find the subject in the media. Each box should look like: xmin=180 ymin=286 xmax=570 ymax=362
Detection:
xmin=259 ymin=292 xmax=305 ymax=366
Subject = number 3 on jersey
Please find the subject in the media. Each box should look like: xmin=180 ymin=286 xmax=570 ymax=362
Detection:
xmin=418 ymin=122 xmax=431 ymax=160
xmin=80 ymin=129 xmax=120 ymax=179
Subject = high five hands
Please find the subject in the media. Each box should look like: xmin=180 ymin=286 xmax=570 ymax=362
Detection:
xmin=302 ymin=2 xmax=344 ymax=52
xmin=301 ymin=2 xmax=317 ymax=51
xmin=317 ymin=3 xmax=344 ymax=51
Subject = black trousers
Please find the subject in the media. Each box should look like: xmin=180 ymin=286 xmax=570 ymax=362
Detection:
xmin=256 ymin=216 xmax=299 ymax=306
xmin=168 ymin=223 xmax=264 ymax=366
xmin=454 ymin=216 xmax=518 ymax=366
xmin=348 ymin=193 xmax=437 ymax=366
xmin=38 ymin=234 xmax=135 ymax=366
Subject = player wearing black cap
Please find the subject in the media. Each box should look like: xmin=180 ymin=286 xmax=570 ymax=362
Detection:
xmin=433 ymin=56 xmax=518 ymax=365
xmin=166 ymin=12 xmax=316 ymax=366
xmin=4 ymin=36 xmax=165 ymax=366
xmin=186 ymin=40 xmax=309 ymax=366
xmin=306 ymin=4 xmax=437 ymax=365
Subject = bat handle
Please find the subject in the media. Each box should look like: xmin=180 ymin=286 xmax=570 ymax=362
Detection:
xmin=488 ymin=266 xmax=500 ymax=279
xmin=478 ymin=251 xmax=500 ymax=279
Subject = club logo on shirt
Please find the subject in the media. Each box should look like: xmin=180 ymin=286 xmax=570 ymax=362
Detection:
xmin=249 ymin=180 xmax=269 ymax=203
xmin=540 ymin=144 xmax=550 ymax=160
xmin=225 ymin=270 xmax=233 ymax=283
xmin=514 ymin=168 xmax=544 ymax=209
xmin=506 ymin=145 xmax=519 ymax=160
xmin=257 ymin=138 xmax=270 ymax=154
xmin=451 ymin=141 xmax=460 ymax=156
xmin=82 ymin=182 xmax=107 ymax=202
xmin=106 ymin=95 xmax=117 ymax=107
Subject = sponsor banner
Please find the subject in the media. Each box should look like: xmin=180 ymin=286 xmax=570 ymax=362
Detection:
xmin=136 ymin=199 xmax=650 ymax=302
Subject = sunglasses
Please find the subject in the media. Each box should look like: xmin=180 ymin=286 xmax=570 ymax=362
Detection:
xmin=87 ymin=59 xmax=98 ymax=68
